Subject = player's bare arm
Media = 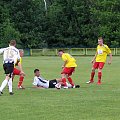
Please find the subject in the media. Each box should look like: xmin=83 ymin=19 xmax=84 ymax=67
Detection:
xmin=108 ymin=53 xmax=112 ymax=65
xmin=18 ymin=62 xmax=25 ymax=76
xmin=62 ymin=60 xmax=67 ymax=68
xmin=91 ymin=52 xmax=98 ymax=63
xmin=0 ymin=48 xmax=5 ymax=54
xmin=56 ymin=78 xmax=62 ymax=82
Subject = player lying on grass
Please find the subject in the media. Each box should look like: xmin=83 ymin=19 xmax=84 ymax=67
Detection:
xmin=32 ymin=69 xmax=80 ymax=89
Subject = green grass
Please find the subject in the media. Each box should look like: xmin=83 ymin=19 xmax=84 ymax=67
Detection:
xmin=0 ymin=56 xmax=120 ymax=120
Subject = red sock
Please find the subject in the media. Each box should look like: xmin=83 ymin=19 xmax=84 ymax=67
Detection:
xmin=62 ymin=78 xmax=67 ymax=86
xmin=18 ymin=76 xmax=24 ymax=87
xmin=98 ymin=72 xmax=102 ymax=82
xmin=90 ymin=72 xmax=95 ymax=81
xmin=67 ymin=77 xmax=74 ymax=86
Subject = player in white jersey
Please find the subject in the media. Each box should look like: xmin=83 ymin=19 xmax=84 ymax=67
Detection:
xmin=33 ymin=69 xmax=58 ymax=88
xmin=33 ymin=69 xmax=80 ymax=89
xmin=0 ymin=40 xmax=20 ymax=96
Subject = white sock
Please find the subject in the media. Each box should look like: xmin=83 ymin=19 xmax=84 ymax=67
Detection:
xmin=66 ymin=83 xmax=72 ymax=88
xmin=0 ymin=79 xmax=8 ymax=92
xmin=8 ymin=78 xmax=12 ymax=93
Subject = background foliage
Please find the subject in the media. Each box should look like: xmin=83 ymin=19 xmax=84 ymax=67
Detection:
xmin=0 ymin=0 xmax=120 ymax=48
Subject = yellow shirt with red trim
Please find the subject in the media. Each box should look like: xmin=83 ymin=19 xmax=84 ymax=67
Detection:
xmin=14 ymin=57 xmax=22 ymax=67
xmin=96 ymin=44 xmax=111 ymax=62
xmin=62 ymin=53 xmax=77 ymax=67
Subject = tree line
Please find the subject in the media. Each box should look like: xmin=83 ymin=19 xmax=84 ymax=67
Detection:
xmin=0 ymin=0 xmax=120 ymax=48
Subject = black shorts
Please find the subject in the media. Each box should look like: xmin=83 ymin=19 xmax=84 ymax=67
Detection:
xmin=3 ymin=63 xmax=14 ymax=76
xmin=49 ymin=79 xmax=57 ymax=88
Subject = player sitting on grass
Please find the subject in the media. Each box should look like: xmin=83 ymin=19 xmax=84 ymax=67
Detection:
xmin=32 ymin=69 xmax=80 ymax=89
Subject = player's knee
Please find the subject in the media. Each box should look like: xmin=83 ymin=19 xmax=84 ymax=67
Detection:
xmin=20 ymin=74 xmax=24 ymax=77
xmin=92 ymin=68 xmax=95 ymax=72
xmin=5 ymin=74 xmax=10 ymax=80
xmin=98 ymin=68 xmax=102 ymax=72
xmin=61 ymin=74 xmax=65 ymax=78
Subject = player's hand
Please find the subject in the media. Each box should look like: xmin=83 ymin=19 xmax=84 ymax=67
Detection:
xmin=108 ymin=61 xmax=112 ymax=65
xmin=62 ymin=65 xmax=64 ymax=69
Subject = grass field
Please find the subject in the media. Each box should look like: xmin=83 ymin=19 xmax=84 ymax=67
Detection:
xmin=0 ymin=56 xmax=120 ymax=120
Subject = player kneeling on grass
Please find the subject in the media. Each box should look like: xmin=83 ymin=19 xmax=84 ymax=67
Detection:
xmin=32 ymin=69 xmax=80 ymax=89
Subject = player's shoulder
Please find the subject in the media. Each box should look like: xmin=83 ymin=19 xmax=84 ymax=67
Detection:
xmin=14 ymin=46 xmax=19 ymax=51
xmin=20 ymin=57 xmax=22 ymax=60
xmin=35 ymin=76 xmax=39 ymax=78
xmin=0 ymin=48 xmax=6 ymax=51
xmin=10 ymin=46 xmax=19 ymax=52
xmin=96 ymin=45 xmax=99 ymax=50
xmin=34 ymin=76 xmax=38 ymax=80
xmin=62 ymin=53 xmax=69 ymax=59
xmin=63 ymin=53 xmax=70 ymax=56
xmin=103 ymin=44 xmax=109 ymax=48
xmin=103 ymin=44 xmax=107 ymax=46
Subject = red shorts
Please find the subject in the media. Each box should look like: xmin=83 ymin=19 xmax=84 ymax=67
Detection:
xmin=61 ymin=67 xmax=75 ymax=76
xmin=13 ymin=68 xmax=21 ymax=75
xmin=93 ymin=62 xmax=105 ymax=69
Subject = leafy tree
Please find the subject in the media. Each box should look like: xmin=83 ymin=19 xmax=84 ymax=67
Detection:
xmin=0 ymin=0 xmax=120 ymax=48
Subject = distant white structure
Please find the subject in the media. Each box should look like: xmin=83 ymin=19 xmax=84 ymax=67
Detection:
xmin=43 ymin=0 xmax=47 ymax=11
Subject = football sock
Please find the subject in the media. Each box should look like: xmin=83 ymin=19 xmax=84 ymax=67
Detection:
xmin=98 ymin=72 xmax=102 ymax=82
xmin=0 ymin=79 xmax=8 ymax=92
xmin=62 ymin=78 xmax=67 ymax=86
xmin=18 ymin=76 xmax=24 ymax=87
xmin=90 ymin=71 xmax=95 ymax=81
xmin=8 ymin=78 xmax=12 ymax=93
xmin=67 ymin=77 xmax=74 ymax=86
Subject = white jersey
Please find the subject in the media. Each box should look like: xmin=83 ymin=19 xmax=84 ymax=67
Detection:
xmin=33 ymin=76 xmax=49 ymax=88
xmin=0 ymin=46 xmax=20 ymax=64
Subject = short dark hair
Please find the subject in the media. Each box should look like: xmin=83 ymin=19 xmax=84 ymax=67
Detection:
xmin=34 ymin=69 xmax=39 ymax=73
xmin=98 ymin=37 xmax=103 ymax=40
xmin=10 ymin=40 xmax=16 ymax=46
xmin=58 ymin=50 xmax=64 ymax=53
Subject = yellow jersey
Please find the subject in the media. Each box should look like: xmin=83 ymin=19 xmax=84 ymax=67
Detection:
xmin=15 ymin=57 xmax=22 ymax=67
xmin=62 ymin=53 xmax=77 ymax=67
xmin=96 ymin=44 xmax=111 ymax=62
